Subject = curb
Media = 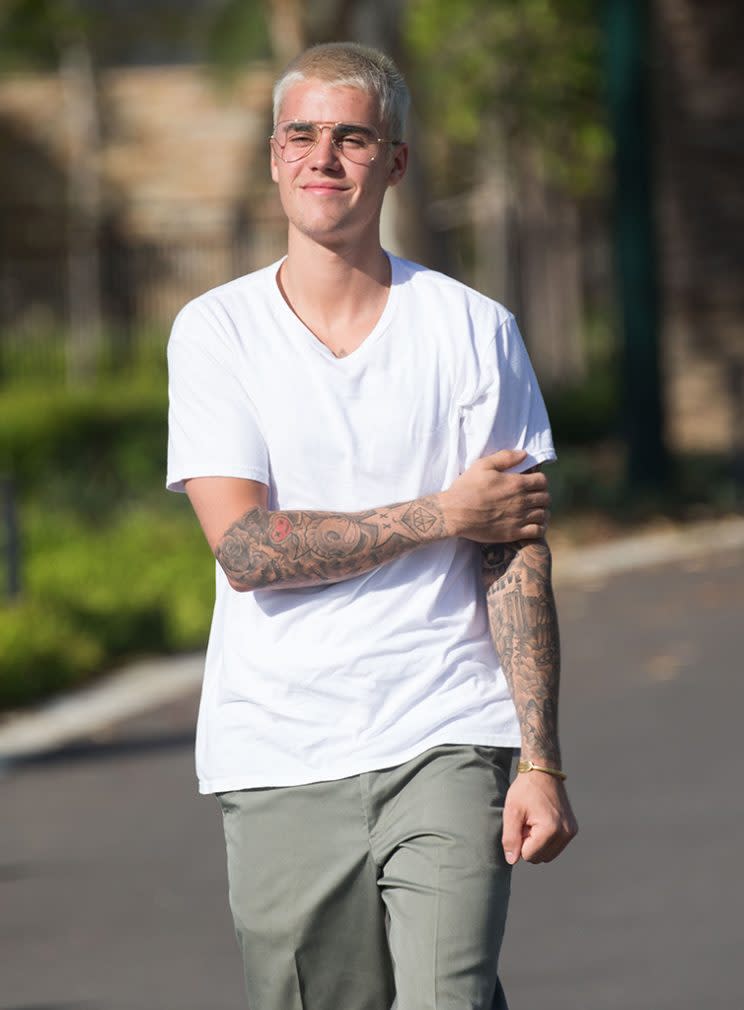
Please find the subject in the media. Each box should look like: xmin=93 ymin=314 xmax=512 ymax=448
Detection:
xmin=0 ymin=652 xmax=205 ymax=764
xmin=1 ymin=515 xmax=743 ymax=764
xmin=553 ymin=515 xmax=744 ymax=586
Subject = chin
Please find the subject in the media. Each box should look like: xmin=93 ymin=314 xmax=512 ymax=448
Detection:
xmin=294 ymin=216 xmax=354 ymax=244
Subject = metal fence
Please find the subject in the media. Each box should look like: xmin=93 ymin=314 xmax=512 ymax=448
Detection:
xmin=0 ymin=234 xmax=267 ymax=385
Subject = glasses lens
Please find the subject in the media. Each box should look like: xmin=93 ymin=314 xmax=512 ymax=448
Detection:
xmin=274 ymin=122 xmax=319 ymax=162
xmin=273 ymin=122 xmax=380 ymax=164
xmin=330 ymin=124 xmax=379 ymax=164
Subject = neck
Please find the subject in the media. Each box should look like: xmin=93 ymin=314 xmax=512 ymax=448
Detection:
xmin=281 ymin=228 xmax=391 ymax=313
xmin=276 ymin=230 xmax=393 ymax=357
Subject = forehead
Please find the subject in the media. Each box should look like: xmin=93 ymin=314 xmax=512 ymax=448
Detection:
xmin=277 ymin=78 xmax=381 ymax=126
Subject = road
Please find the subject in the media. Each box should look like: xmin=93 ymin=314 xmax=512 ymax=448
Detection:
xmin=1 ymin=546 xmax=742 ymax=1010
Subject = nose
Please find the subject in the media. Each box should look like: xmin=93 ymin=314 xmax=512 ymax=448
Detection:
xmin=309 ymin=125 xmax=341 ymax=169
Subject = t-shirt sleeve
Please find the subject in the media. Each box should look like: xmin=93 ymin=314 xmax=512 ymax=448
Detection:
xmin=166 ymin=300 xmax=269 ymax=493
xmin=458 ymin=313 xmax=556 ymax=473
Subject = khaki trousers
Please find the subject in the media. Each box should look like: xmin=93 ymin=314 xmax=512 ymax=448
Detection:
xmin=217 ymin=744 xmax=514 ymax=1010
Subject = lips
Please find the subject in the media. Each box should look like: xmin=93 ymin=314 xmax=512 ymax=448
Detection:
xmin=300 ymin=179 xmax=350 ymax=190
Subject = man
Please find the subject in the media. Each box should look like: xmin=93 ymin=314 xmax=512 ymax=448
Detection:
xmin=167 ymin=41 xmax=577 ymax=1010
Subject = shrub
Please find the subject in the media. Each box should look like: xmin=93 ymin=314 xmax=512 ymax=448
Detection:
xmin=0 ymin=383 xmax=214 ymax=710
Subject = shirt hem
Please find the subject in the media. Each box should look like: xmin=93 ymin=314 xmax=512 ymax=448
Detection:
xmin=197 ymin=732 xmax=523 ymax=794
xmin=166 ymin=466 xmax=269 ymax=494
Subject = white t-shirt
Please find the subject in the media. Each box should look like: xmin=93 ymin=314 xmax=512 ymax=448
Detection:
xmin=167 ymin=253 xmax=556 ymax=794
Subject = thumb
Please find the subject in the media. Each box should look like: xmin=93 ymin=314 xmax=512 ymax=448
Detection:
xmin=502 ymin=801 xmax=525 ymax=866
xmin=484 ymin=449 xmax=528 ymax=472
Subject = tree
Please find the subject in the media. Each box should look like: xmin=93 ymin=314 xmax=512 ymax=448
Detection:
xmin=403 ymin=1 xmax=609 ymax=385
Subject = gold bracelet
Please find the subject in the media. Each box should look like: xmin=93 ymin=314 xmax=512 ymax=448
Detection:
xmin=517 ymin=758 xmax=567 ymax=781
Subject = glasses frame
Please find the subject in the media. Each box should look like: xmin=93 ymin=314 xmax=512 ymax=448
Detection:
xmin=270 ymin=120 xmax=401 ymax=165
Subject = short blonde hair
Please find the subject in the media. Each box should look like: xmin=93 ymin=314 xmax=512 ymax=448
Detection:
xmin=273 ymin=42 xmax=409 ymax=141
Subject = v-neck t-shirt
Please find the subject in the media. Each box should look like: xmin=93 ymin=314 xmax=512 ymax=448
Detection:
xmin=167 ymin=253 xmax=556 ymax=793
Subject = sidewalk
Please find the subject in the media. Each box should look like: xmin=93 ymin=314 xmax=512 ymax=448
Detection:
xmin=1 ymin=514 xmax=742 ymax=764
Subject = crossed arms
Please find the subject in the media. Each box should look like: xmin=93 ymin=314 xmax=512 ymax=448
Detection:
xmin=185 ymin=449 xmax=549 ymax=591
xmin=185 ymin=447 xmax=576 ymax=863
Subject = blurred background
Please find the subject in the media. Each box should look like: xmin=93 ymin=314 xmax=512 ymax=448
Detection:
xmin=1 ymin=4 xmax=743 ymax=1010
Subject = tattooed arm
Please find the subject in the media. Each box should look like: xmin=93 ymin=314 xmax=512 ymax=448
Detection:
xmin=216 ymin=495 xmax=449 ymax=592
xmin=482 ymin=538 xmax=578 ymax=864
xmin=482 ymin=539 xmax=561 ymax=765
xmin=184 ymin=449 xmax=551 ymax=593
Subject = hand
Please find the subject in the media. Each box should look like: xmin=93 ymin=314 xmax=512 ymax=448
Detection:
xmin=442 ymin=449 xmax=551 ymax=542
xmin=502 ymin=770 xmax=578 ymax=865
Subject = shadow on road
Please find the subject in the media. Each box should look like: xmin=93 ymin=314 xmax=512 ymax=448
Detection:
xmin=7 ymin=730 xmax=195 ymax=770
xmin=3 ymin=1005 xmax=96 ymax=1010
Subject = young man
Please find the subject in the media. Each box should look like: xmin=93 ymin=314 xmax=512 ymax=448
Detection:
xmin=167 ymin=42 xmax=576 ymax=1010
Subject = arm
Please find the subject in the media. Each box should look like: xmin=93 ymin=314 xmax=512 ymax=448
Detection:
xmin=185 ymin=449 xmax=551 ymax=593
xmin=481 ymin=537 xmax=578 ymax=864
xmin=211 ymin=486 xmax=450 ymax=592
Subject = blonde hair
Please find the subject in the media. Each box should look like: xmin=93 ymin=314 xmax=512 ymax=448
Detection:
xmin=273 ymin=42 xmax=409 ymax=140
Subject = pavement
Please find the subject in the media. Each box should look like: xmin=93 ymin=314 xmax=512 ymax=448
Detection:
xmin=1 ymin=514 xmax=743 ymax=1010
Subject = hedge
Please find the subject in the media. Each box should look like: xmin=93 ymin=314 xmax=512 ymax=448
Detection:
xmin=0 ymin=383 xmax=213 ymax=710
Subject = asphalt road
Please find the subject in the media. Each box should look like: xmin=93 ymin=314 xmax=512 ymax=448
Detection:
xmin=2 ymin=546 xmax=742 ymax=1010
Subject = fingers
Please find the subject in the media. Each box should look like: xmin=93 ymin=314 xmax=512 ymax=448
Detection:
xmin=524 ymin=505 xmax=550 ymax=525
xmin=526 ymin=491 xmax=551 ymax=510
xmin=521 ymin=828 xmax=572 ymax=864
xmin=483 ymin=449 xmax=528 ymax=471
xmin=481 ymin=454 xmax=548 ymax=490
xmin=502 ymin=802 xmax=526 ymax=866
xmin=502 ymin=777 xmax=578 ymax=866
xmin=516 ymin=522 xmax=547 ymax=541
xmin=519 ymin=808 xmax=579 ymax=864
xmin=519 ymin=471 xmax=548 ymax=492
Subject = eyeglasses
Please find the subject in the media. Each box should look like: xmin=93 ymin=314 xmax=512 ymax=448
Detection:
xmin=270 ymin=120 xmax=400 ymax=165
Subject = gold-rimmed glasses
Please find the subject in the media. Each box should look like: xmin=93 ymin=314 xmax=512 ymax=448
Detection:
xmin=270 ymin=120 xmax=400 ymax=165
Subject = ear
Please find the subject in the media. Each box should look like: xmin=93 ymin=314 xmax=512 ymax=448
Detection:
xmin=269 ymin=139 xmax=279 ymax=183
xmin=386 ymin=142 xmax=409 ymax=188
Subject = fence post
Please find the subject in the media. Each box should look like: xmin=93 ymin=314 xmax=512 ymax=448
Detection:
xmin=1 ymin=476 xmax=21 ymax=599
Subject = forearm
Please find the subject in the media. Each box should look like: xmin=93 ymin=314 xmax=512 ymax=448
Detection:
xmin=482 ymin=539 xmax=562 ymax=766
xmin=216 ymin=495 xmax=451 ymax=592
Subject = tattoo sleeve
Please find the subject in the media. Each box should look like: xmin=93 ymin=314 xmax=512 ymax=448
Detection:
xmin=215 ymin=497 xmax=448 ymax=592
xmin=481 ymin=539 xmax=561 ymax=766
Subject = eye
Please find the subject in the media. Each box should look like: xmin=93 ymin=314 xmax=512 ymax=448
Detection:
xmin=335 ymin=126 xmax=374 ymax=149
xmin=283 ymin=124 xmax=316 ymax=146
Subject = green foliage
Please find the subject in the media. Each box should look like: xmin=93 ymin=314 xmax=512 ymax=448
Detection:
xmin=0 ymin=384 xmax=213 ymax=710
xmin=204 ymin=0 xmax=272 ymax=81
xmin=404 ymin=0 xmax=611 ymax=195
xmin=0 ymin=382 xmax=168 ymax=513
xmin=0 ymin=599 xmax=103 ymax=708
xmin=0 ymin=0 xmax=269 ymax=73
xmin=546 ymin=370 xmax=619 ymax=446
xmin=0 ymin=0 xmax=89 ymax=70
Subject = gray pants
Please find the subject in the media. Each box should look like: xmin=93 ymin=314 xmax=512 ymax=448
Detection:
xmin=217 ymin=744 xmax=514 ymax=1010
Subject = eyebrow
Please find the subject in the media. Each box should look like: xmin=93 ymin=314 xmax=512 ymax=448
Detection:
xmin=282 ymin=120 xmax=375 ymax=131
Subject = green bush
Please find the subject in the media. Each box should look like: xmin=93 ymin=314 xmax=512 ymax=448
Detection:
xmin=544 ymin=369 xmax=620 ymax=446
xmin=0 ymin=601 xmax=105 ymax=708
xmin=0 ymin=383 xmax=214 ymax=710
xmin=0 ymin=383 xmax=168 ymax=513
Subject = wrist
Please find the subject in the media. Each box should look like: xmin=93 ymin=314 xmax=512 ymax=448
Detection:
xmin=434 ymin=489 xmax=464 ymax=538
xmin=517 ymin=757 xmax=566 ymax=781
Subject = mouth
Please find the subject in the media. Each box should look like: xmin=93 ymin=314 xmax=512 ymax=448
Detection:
xmin=301 ymin=183 xmax=349 ymax=193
